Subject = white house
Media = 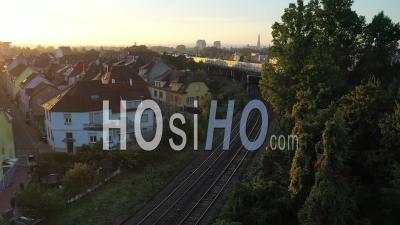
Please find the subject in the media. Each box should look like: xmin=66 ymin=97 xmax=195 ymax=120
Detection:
xmin=42 ymin=79 xmax=154 ymax=152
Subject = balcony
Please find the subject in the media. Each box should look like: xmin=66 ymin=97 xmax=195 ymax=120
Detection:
xmin=83 ymin=123 xmax=103 ymax=130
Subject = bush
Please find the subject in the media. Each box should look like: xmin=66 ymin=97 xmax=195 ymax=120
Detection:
xmin=36 ymin=152 xmax=78 ymax=176
xmin=63 ymin=163 xmax=98 ymax=198
xmin=16 ymin=183 xmax=65 ymax=217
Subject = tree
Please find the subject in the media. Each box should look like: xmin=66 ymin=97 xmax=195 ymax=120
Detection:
xmin=176 ymin=44 xmax=186 ymax=53
xmin=339 ymin=79 xmax=390 ymax=151
xmin=354 ymin=12 xmax=400 ymax=84
xmin=299 ymin=111 xmax=355 ymax=225
xmin=379 ymin=103 xmax=400 ymax=154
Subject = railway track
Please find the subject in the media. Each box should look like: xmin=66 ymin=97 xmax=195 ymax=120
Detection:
xmin=120 ymin=111 xmax=245 ymax=225
xmin=178 ymin=114 xmax=262 ymax=225
xmin=121 ymin=107 xmax=263 ymax=225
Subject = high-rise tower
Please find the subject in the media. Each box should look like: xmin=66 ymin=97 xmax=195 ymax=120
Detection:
xmin=257 ymin=33 xmax=261 ymax=49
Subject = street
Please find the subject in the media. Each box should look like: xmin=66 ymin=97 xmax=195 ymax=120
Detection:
xmin=0 ymin=86 xmax=49 ymax=212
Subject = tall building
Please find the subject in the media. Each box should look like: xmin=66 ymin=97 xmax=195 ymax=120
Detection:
xmin=196 ymin=40 xmax=206 ymax=50
xmin=257 ymin=34 xmax=261 ymax=49
xmin=213 ymin=41 xmax=221 ymax=49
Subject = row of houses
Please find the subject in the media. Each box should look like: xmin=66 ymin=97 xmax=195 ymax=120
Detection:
xmin=42 ymin=57 xmax=210 ymax=152
xmin=2 ymin=47 xmax=210 ymax=153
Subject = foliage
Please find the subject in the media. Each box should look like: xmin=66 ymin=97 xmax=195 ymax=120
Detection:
xmin=299 ymin=111 xmax=355 ymax=225
xmin=222 ymin=1 xmax=400 ymax=224
xmin=36 ymin=152 xmax=78 ymax=176
xmin=379 ymin=103 xmax=400 ymax=150
xmin=16 ymin=183 xmax=65 ymax=217
xmin=63 ymin=163 xmax=98 ymax=198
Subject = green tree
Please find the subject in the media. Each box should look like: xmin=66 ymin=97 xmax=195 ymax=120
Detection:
xmin=379 ymin=103 xmax=400 ymax=150
xmin=339 ymin=79 xmax=390 ymax=151
xmin=355 ymin=12 xmax=400 ymax=84
xmin=299 ymin=111 xmax=355 ymax=225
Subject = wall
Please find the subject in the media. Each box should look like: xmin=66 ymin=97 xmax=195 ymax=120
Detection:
xmin=0 ymin=112 xmax=16 ymax=181
xmin=46 ymin=109 xmax=155 ymax=152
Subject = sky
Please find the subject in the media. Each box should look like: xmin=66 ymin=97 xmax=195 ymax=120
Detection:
xmin=0 ymin=0 xmax=399 ymax=47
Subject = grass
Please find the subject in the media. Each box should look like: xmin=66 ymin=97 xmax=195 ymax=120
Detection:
xmin=45 ymin=149 xmax=197 ymax=225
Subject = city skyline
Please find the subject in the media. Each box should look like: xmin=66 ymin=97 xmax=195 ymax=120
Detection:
xmin=1 ymin=0 xmax=400 ymax=47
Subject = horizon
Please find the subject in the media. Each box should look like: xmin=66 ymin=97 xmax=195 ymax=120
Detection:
xmin=1 ymin=0 xmax=399 ymax=48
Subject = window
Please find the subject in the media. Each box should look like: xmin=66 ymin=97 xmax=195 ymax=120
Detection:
xmin=142 ymin=113 xmax=149 ymax=123
xmin=89 ymin=134 xmax=97 ymax=143
xmin=89 ymin=112 xmax=102 ymax=124
xmin=64 ymin=113 xmax=72 ymax=125
xmin=126 ymin=100 xmax=140 ymax=109
xmin=46 ymin=110 xmax=51 ymax=122
xmin=195 ymin=83 xmax=201 ymax=92
xmin=90 ymin=95 xmax=99 ymax=100
xmin=186 ymin=96 xmax=195 ymax=105
xmin=159 ymin=91 xmax=164 ymax=99
xmin=154 ymin=90 xmax=158 ymax=98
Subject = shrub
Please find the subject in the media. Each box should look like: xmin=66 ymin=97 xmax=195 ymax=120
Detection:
xmin=63 ymin=163 xmax=98 ymax=198
xmin=16 ymin=183 xmax=65 ymax=217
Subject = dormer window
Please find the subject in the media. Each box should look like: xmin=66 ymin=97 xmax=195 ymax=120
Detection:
xmin=90 ymin=95 xmax=100 ymax=100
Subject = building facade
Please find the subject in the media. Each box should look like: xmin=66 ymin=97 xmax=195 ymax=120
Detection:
xmin=43 ymin=79 xmax=153 ymax=152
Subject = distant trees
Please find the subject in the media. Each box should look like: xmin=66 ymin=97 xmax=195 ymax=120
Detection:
xmin=176 ymin=44 xmax=186 ymax=53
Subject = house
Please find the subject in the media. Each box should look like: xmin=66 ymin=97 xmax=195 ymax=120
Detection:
xmin=139 ymin=60 xmax=171 ymax=84
xmin=46 ymin=62 xmax=63 ymax=80
xmin=29 ymin=83 xmax=60 ymax=130
xmin=7 ymin=54 xmax=27 ymax=72
xmin=6 ymin=64 xmax=27 ymax=96
xmin=64 ymin=62 xmax=86 ymax=86
xmin=53 ymin=62 xmax=86 ymax=88
xmin=150 ymin=71 xmax=210 ymax=110
xmin=42 ymin=78 xmax=153 ymax=152
xmin=32 ymin=53 xmax=53 ymax=73
xmin=55 ymin=46 xmax=72 ymax=59
xmin=18 ymin=74 xmax=53 ymax=115
xmin=101 ymin=61 xmax=141 ymax=85
xmin=82 ymin=60 xmax=103 ymax=81
xmin=6 ymin=64 xmax=36 ymax=99
xmin=0 ymin=111 xmax=17 ymax=191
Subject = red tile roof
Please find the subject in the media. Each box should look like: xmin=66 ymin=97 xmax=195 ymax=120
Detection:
xmin=43 ymin=77 xmax=150 ymax=112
